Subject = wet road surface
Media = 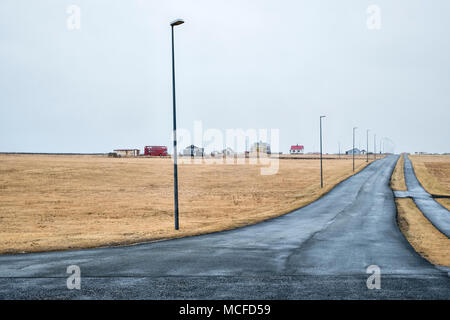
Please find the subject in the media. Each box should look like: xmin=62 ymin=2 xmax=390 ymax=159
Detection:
xmin=0 ymin=155 xmax=449 ymax=299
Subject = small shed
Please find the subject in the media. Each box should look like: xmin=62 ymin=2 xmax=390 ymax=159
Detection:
xmin=113 ymin=149 xmax=140 ymax=157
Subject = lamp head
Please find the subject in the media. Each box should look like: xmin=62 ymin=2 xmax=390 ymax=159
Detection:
xmin=171 ymin=19 xmax=185 ymax=26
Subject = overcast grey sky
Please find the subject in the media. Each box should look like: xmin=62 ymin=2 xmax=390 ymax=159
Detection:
xmin=0 ymin=0 xmax=449 ymax=154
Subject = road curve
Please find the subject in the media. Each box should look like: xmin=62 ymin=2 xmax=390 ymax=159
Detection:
xmin=0 ymin=155 xmax=449 ymax=299
xmin=403 ymin=154 xmax=450 ymax=237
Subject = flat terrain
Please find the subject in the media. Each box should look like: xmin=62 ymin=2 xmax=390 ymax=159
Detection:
xmin=396 ymin=198 xmax=450 ymax=266
xmin=1 ymin=155 xmax=448 ymax=299
xmin=0 ymin=154 xmax=371 ymax=253
xmin=393 ymin=154 xmax=450 ymax=267
xmin=390 ymin=154 xmax=407 ymax=191
xmin=409 ymin=155 xmax=450 ymax=209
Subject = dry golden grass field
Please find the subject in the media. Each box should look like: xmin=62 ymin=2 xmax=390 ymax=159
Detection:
xmin=396 ymin=198 xmax=450 ymax=266
xmin=0 ymin=154 xmax=372 ymax=253
xmin=392 ymin=154 xmax=450 ymax=267
xmin=390 ymin=154 xmax=407 ymax=191
xmin=409 ymin=155 xmax=450 ymax=210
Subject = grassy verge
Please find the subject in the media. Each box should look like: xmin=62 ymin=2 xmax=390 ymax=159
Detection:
xmin=409 ymin=154 xmax=450 ymax=210
xmin=396 ymin=198 xmax=450 ymax=266
xmin=390 ymin=154 xmax=407 ymax=191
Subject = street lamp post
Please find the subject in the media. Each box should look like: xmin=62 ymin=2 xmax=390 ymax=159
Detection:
xmin=366 ymin=129 xmax=370 ymax=162
xmin=374 ymin=134 xmax=376 ymax=160
xmin=380 ymin=138 xmax=383 ymax=155
xmin=170 ymin=19 xmax=184 ymax=230
xmin=320 ymin=116 xmax=326 ymax=188
xmin=353 ymin=127 xmax=357 ymax=172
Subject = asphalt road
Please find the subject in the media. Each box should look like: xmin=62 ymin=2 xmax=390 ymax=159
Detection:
xmin=0 ymin=155 xmax=449 ymax=299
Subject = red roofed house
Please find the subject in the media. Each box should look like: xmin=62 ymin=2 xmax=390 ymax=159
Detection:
xmin=290 ymin=145 xmax=304 ymax=154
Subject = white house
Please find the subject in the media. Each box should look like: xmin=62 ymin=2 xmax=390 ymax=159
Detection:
xmin=113 ymin=149 xmax=140 ymax=157
xmin=182 ymin=145 xmax=204 ymax=157
xmin=345 ymin=148 xmax=361 ymax=155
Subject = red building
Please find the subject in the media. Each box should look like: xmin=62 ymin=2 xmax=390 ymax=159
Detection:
xmin=144 ymin=146 xmax=168 ymax=156
xmin=290 ymin=145 xmax=304 ymax=154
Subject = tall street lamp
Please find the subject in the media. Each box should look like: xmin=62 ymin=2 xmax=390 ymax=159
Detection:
xmin=320 ymin=116 xmax=326 ymax=188
xmin=374 ymin=134 xmax=376 ymax=160
xmin=366 ymin=129 xmax=370 ymax=162
xmin=170 ymin=18 xmax=184 ymax=230
xmin=353 ymin=127 xmax=357 ymax=172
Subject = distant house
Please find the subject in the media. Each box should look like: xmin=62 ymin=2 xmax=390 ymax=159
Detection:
xmin=290 ymin=145 xmax=304 ymax=154
xmin=182 ymin=145 xmax=204 ymax=157
xmin=222 ymin=147 xmax=234 ymax=156
xmin=251 ymin=141 xmax=271 ymax=154
xmin=113 ymin=149 xmax=140 ymax=157
xmin=210 ymin=148 xmax=234 ymax=157
xmin=345 ymin=148 xmax=361 ymax=155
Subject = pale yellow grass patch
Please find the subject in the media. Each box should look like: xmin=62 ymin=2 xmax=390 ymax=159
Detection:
xmin=0 ymin=154 xmax=372 ymax=253
xmin=409 ymin=155 xmax=450 ymax=210
xmin=437 ymin=199 xmax=450 ymax=209
xmin=390 ymin=154 xmax=407 ymax=191
xmin=396 ymin=198 xmax=450 ymax=266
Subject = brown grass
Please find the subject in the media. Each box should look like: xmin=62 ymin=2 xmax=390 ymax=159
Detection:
xmin=396 ymin=198 xmax=450 ymax=266
xmin=437 ymin=199 xmax=450 ymax=210
xmin=409 ymin=155 xmax=450 ymax=210
xmin=0 ymin=154 xmax=373 ymax=254
xmin=390 ymin=154 xmax=407 ymax=191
